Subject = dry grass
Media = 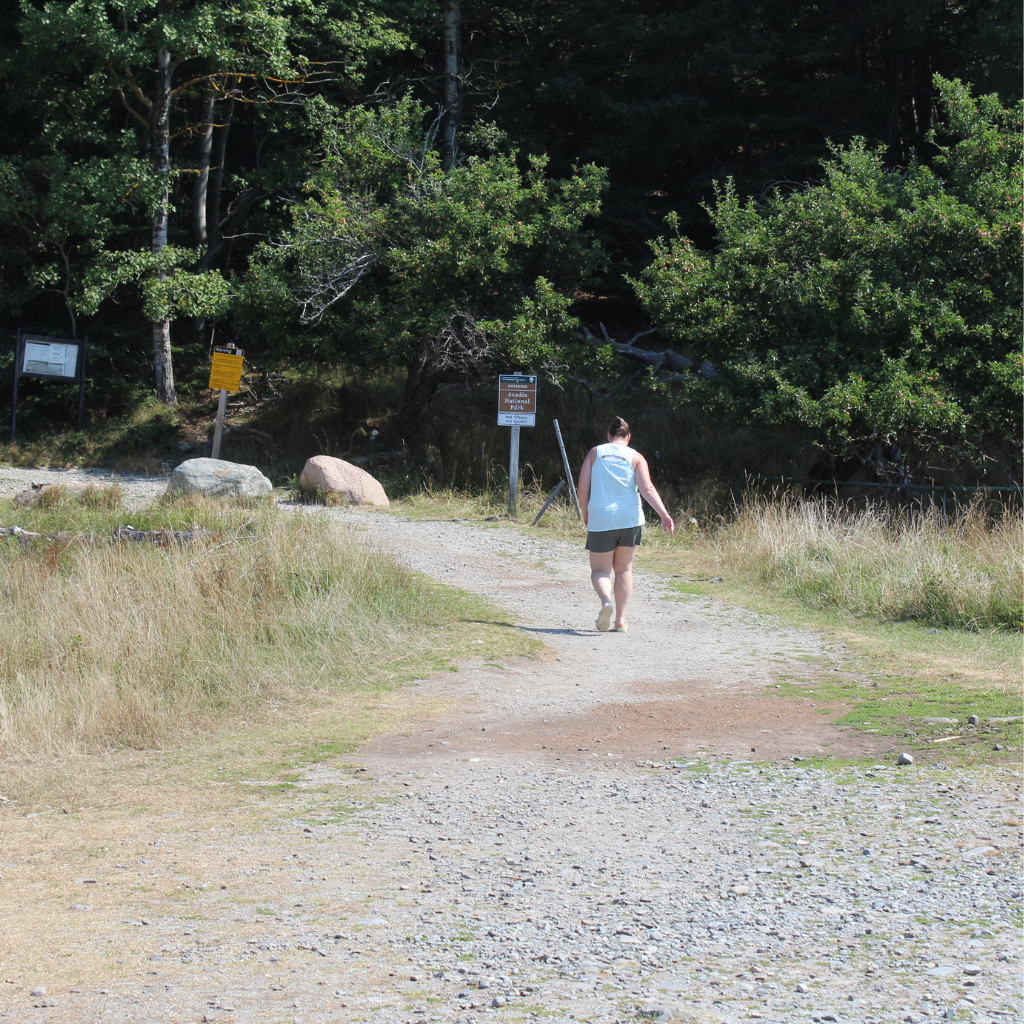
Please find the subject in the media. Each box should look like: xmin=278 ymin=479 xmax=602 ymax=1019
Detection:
xmin=715 ymin=498 xmax=1022 ymax=632
xmin=0 ymin=491 xmax=509 ymax=761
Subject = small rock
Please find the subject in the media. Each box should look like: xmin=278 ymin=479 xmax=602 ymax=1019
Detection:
xmin=963 ymin=846 xmax=995 ymax=859
xmin=963 ymin=965 xmax=981 ymax=976
xmin=896 ymin=752 xmax=914 ymax=766
xmin=729 ymin=884 xmax=750 ymax=895
xmin=643 ymin=1008 xmax=677 ymax=1022
xmin=924 ymin=965 xmax=956 ymax=977
xmin=922 ymin=717 xmax=958 ymax=725
xmin=30 ymin=987 xmax=46 ymax=997
xmin=967 ymin=714 xmax=979 ymax=726
xmin=795 ymin=983 xmax=809 ymax=993
xmin=491 ymin=996 xmax=507 ymax=1008
xmin=994 ymin=743 xmax=1004 ymax=750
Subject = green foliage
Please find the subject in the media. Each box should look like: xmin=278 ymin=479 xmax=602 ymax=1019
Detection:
xmin=238 ymin=99 xmax=606 ymax=425
xmin=78 ymin=246 xmax=231 ymax=322
xmin=0 ymin=0 xmax=411 ymax=407
xmin=0 ymin=0 xmax=1020 ymax=472
xmin=634 ymin=77 xmax=1023 ymax=473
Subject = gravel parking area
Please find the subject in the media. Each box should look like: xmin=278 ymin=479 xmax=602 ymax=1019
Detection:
xmin=0 ymin=465 xmax=167 ymax=508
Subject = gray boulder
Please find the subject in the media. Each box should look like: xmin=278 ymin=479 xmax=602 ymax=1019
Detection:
xmin=167 ymin=458 xmax=272 ymax=499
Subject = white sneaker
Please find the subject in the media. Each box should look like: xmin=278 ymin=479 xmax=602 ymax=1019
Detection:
xmin=596 ymin=602 xmax=614 ymax=631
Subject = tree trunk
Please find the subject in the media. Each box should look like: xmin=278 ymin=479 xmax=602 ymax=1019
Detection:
xmin=208 ymin=94 xmax=234 ymax=252
xmin=440 ymin=0 xmax=461 ymax=171
xmin=191 ymin=85 xmax=217 ymax=347
xmin=151 ymin=42 xmax=176 ymax=405
xmin=396 ymin=350 xmax=442 ymax=437
xmin=192 ymin=87 xmax=216 ymax=248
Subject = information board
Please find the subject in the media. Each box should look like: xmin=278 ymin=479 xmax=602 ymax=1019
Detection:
xmin=11 ymin=330 xmax=88 ymax=441
xmin=21 ymin=337 xmax=81 ymax=380
xmin=497 ymin=373 xmax=537 ymax=427
xmin=208 ymin=347 xmax=244 ymax=393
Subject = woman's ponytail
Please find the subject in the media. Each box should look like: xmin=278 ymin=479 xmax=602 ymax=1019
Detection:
xmin=608 ymin=416 xmax=630 ymax=439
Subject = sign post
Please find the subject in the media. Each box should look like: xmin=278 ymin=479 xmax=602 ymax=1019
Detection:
xmin=497 ymin=372 xmax=537 ymax=517
xmin=552 ymin=418 xmax=582 ymax=518
xmin=208 ymin=343 xmax=244 ymax=459
xmin=11 ymin=330 xmax=88 ymax=442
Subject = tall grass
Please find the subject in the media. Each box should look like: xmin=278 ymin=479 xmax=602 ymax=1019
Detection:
xmin=0 ymin=494 xmax=473 ymax=758
xmin=396 ymin=485 xmax=1022 ymax=633
xmin=714 ymin=499 xmax=1023 ymax=632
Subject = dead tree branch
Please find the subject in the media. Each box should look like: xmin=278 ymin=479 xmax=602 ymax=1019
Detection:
xmin=581 ymin=323 xmax=718 ymax=379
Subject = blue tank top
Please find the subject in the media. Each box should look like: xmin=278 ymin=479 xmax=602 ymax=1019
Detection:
xmin=587 ymin=443 xmax=643 ymax=532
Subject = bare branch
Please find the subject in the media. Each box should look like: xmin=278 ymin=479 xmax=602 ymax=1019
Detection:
xmin=581 ymin=323 xmax=693 ymax=372
xmin=580 ymin=323 xmax=719 ymax=381
xmin=115 ymin=86 xmax=150 ymax=128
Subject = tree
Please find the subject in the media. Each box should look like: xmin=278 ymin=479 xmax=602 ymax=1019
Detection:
xmin=405 ymin=0 xmax=1022 ymax=254
xmin=4 ymin=0 xmax=402 ymax=403
xmin=238 ymin=99 xmax=606 ymax=434
xmin=631 ymin=77 xmax=1022 ymax=480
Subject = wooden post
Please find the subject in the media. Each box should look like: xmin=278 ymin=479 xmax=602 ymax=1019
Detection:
xmin=531 ymin=480 xmax=564 ymax=526
xmin=211 ymin=388 xmax=227 ymax=460
xmin=508 ymin=424 xmax=520 ymax=517
xmin=10 ymin=328 xmax=21 ymax=443
xmin=76 ymin=335 xmax=88 ymax=431
xmin=553 ymin=418 xmax=582 ymax=518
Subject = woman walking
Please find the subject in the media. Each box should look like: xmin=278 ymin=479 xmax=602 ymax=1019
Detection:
xmin=576 ymin=416 xmax=674 ymax=632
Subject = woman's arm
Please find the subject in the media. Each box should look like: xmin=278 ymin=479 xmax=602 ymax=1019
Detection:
xmin=634 ymin=454 xmax=675 ymax=534
xmin=576 ymin=448 xmax=597 ymax=527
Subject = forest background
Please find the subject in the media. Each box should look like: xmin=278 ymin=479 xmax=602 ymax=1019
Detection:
xmin=0 ymin=0 xmax=1020 ymax=503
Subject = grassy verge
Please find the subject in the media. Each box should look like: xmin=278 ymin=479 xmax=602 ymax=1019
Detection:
xmin=0 ymin=487 xmax=537 ymax=801
xmin=390 ymin=486 xmax=1023 ymax=763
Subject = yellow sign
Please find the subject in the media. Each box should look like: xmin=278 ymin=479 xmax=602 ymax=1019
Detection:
xmin=208 ymin=347 xmax=244 ymax=392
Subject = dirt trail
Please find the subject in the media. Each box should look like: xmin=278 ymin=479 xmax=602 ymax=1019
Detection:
xmin=1 ymin=477 xmax=1020 ymax=1024
xmin=322 ymin=504 xmax=880 ymax=766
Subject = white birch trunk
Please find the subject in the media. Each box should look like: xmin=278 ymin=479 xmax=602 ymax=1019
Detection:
xmin=441 ymin=0 xmax=461 ymax=171
xmin=151 ymin=42 xmax=176 ymax=405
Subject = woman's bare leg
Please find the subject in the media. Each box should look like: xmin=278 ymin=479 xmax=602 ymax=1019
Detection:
xmin=611 ymin=545 xmax=637 ymax=627
xmin=589 ymin=550 xmax=614 ymax=605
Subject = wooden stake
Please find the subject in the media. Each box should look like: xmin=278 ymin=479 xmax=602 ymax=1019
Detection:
xmin=532 ymin=480 xmax=565 ymax=526
xmin=553 ymin=418 xmax=582 ymax=518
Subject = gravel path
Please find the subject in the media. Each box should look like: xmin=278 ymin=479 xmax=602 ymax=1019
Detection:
xmin=0 ymin=475 xmax=1020 ymax=1024
xmin=0 ymin=465 xmax=167 ymax=507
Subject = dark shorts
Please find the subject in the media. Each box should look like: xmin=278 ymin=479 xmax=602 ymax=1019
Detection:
xmin=585 ymin=526 xmax=643 ymax=553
